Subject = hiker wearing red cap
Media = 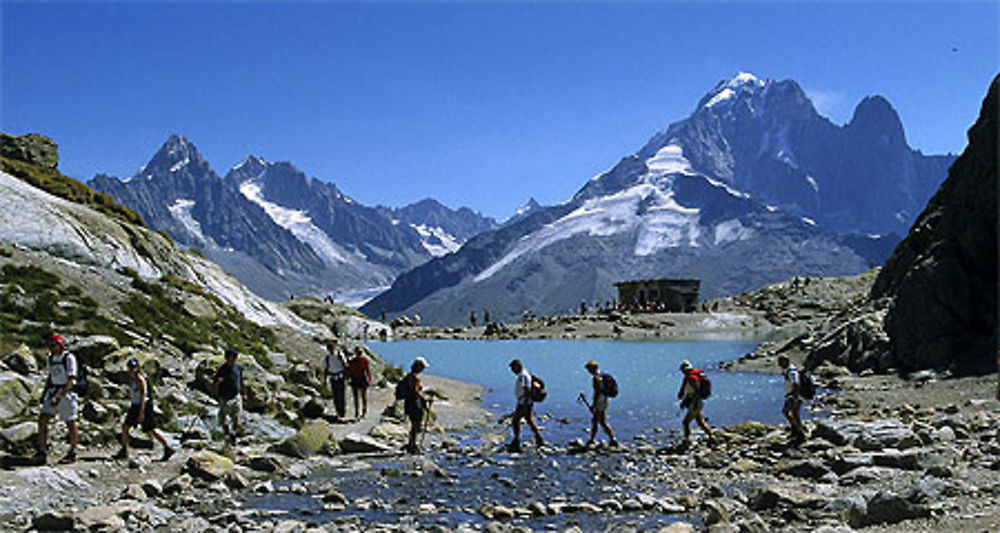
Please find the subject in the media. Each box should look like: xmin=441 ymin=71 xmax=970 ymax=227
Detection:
xmin=36 ymin=334 xmax=79 ymax=464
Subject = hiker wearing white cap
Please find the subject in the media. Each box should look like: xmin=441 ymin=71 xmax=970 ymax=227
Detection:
xmin=402 ymin=357 xmax=430 ymax=453
xmin=677 ymin=360 xmax=714 ymax=446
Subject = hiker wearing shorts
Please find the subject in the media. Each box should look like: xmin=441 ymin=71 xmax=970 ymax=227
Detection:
xmin=213 ymin=349 xmax=245 ymax=445
xmin=507 ymin=359 xmax=544 ymax=452
xmin=323 ymin=340 xmax=348 ymax=420
xmin=403 ymin=357 xmax=429 ymax=454
xmin=113 ymin=358 xmax=174 ymax=461
xmin=678 ymin=360 xmax=714 ymax=446
xmin=779 ymin=355 xmax=808 ymax=440
xmin=348 ymin=346 xmax=372 ymax=419
xmin=585 ymin=360 xmax=617 ymax=447
xmin=36 ymin=334 xmax=79 ymax=464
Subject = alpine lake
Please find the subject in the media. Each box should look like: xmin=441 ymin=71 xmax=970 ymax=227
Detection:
xmin=248 ymin=337 xmax=796 ymax=530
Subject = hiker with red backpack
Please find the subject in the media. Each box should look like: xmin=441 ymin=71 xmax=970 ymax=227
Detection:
xmin=677 ymin=360 xmax=714 ymax=446
xmin=36 ymin=333 xmax=80 ymax=464
xmin=584 ymin=360 xmax=618 ymax=448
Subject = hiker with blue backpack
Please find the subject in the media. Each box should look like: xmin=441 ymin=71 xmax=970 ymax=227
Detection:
xmin=583 ymin=360 xmax=618 ymax=448
xmin=677 ymin=360 xmax=715 ymax=447
xmin=36 ymin=333 xmax=80 ymax=464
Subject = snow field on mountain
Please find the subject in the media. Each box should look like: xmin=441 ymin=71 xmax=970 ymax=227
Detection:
xmin=168 ymin=199 xmax=210 ymax=245
xmin=411 ymin=224 xmax=461 ymax=257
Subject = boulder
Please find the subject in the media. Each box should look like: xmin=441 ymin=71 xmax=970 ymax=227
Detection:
xmin=658 ymin=522 xmax=696 ymax=533
xmin=813 ymin=419 xmax=917 ymax=449
xmin=778 ymin=459 xmax=831 ymax=480
xmin=0 ymin=371 xmax=33 ymax=419
xmin=82 ymin=401 xmax=112 ymax=423
xmin=247 ymin=455 xmax=284 ymax=473
xmin=339 ymin=433 xmax=395 ymax=454
xmin=184 ymin=450 xmax=235 ymax=482
xmin=4 ymin=344 xmax=37 ymax=375
xmin=750 ymin=486 xmax=826 ymax=511
xmin=1 ymin=132 xmax=59 ymax=168
xmin=301 ymin=397 xmax=325 ymax=419
xmin=1 ymin=421 xmax=38 ymax=451
xmin=805 ymin=309 xmax=891 ymax=372
xmin=78 ymin=504 xmax=141 ymax=531
xmin=162 ymin=473 xmax=193 ymax=495
xmin=32 ymin=510 xmax=76 ymax=531
xmin=272 ymin=420 xmax=338 ymax=458
xmin=333 ymin=315 xmax=391 ymax=340
xmin=847 ymin=491 xmax=930 ymax=527
xmin=71 ymin=335 xmax=120 ymax=366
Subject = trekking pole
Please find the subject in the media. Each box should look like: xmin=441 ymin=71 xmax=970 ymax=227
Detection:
xmin=577 ymin=393 xmax=594 ymax=415
xmin=421 ymin=399 xmax=433 ymax=447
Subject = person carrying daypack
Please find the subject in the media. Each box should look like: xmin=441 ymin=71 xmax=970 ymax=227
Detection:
xmin=778 ymin=355 xmax=808 ymax=442
xmin=213 ymin=348 xmax=245 ymax=445
xmin=677 ymin=360 xmax=715 ymax=447
xmin=113 ymin=358 xmax=175 ymax=461
xmin=348 ymin=346 xmax=373 ymax=420
xmin=323 ymin=340 xmax=349 ymax=420
xmin=584 ymin=360 xmax=618 ymax=448
xmin=507 ymin=359 xmax=544 ymax=452
xmin=401 ymin=357 xmax=430 ymax=454
xmin=36 ymin=333 xmax=80 ymax=464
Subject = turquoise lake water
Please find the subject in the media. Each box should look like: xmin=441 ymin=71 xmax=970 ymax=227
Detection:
xmin=366 ymin=338 xmax=787 ymax=442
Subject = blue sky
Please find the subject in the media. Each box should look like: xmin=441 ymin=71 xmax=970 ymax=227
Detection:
xmin=2 ymin=2 xmax=997 ymax=219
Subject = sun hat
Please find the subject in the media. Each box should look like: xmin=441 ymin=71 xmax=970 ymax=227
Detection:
xmin=414 ymin=356 xmax=429 ymax=369
xmin=679 ymin=360 xmax=692 ymax=371
xmin=585 ymin=360 xmax=598 ymax=369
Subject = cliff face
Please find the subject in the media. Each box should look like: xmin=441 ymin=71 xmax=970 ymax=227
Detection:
xmin=871 ymin=75 xmax=998 ymax=374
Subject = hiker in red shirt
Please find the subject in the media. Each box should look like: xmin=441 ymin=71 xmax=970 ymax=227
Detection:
xmin=348 ymin=346 xmax=373 ymax=420
xmin=677 ymin=360 xmax=714 ymax=446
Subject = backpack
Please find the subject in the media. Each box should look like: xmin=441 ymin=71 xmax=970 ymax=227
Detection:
xmin=529 ymin=374 xmax=547 ymax=403
xmin=394 ymin=375 xmax=412 ymax=401
xmin=600 ymin=372 xmax=619 ymax=398
xmin=59 ymin=355 xmax=88 ymax=397
xmin=798 ymin=370 xmax=816 ymax=400
xmin=697 ymin=372 xmax=712 ymax=399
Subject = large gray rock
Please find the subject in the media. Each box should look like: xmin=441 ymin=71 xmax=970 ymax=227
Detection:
xmin=805 ymin=309 xmax=891 ymax=372
xmin=813 ymin=419 xmax=917 ymax=449
xmin=871 ymin=75 xmax=998 ymax=374
xmin=847 ymin=491 xmax=930 ymax=527
xmin=184 ymin=450 xmax=236 ymax=482
xmin=1 ymin=132 xmax=59 ymax=169
xmin=0 ymin=371 xmax=33 ymax=419
xmin=4 ymin=344 xmax=37 ymax=375
xmin=70 ymin=335 xmax=120 ymax=366
xmin=272 ymin=420 xmax=338 ymax=458
xmin=1 ymin=421 xmax=38 ymax=450
xmin=32 ymin=510 xmax=76 ymax=531
xmin=339 ymin=433 xmax=394 ymax=454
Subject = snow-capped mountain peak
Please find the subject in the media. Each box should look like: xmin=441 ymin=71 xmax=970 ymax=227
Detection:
xmin=702 ymin=71 xmax=768 ymax=109
xmin=231 ymin=155 xmax=268 ymax=178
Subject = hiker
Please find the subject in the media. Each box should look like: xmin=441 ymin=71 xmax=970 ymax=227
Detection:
xmin=508 ymin=359 xmax=544 ymax=452
xmin=113 ymin=358 xmax=175 ymax=461
xmin=213 ymin=348 xmax=245 ymax=445
xmin=469 ymin=310 xmax=477 ymax=328
xmin=402 ymin=357 xmax=430 ymax=454
xmin=323 ymin=340 xmax=348 ymax=419
xmin=483 ymin=309 xmax=490 ymax=324
xmin=36 ymin=333 xmax=79 ymax=464
xmin=677 ymin=360 xmax=714 ymax=445
xmin=778 ymin=355 xmax=808 ymax=440
xmin=348 ymin=346 xmax=373 ymax=419
xmin=584 ymin=360 xmax=617 ymax=447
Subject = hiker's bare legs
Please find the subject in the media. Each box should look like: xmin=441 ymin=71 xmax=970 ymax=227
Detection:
xmin=352 ymin=387 xmax=360 ymax=419
xmin=695 ymin=414 xmax=713 ymax=439
xmin=590 ymin=411 xmax=615 ymax=443
xmin=361 ymin=390 xmax=368 ymax=418
xmin=120 ymin=422 xmax=132 ymax=449
xmin=147 ymin=429 xmax=169 ymax=448
xmin=67 ymin=420 xmax=78 ymax=455
xmin=407 ymin=417 xmax=420 ymax=449
xmin=682 ymin=412 xmax=694 ymax=440
xmin=782 ymin=400 xmax=806 ymax=435
xmin=37 ymin=414 xmax=50 ymax=455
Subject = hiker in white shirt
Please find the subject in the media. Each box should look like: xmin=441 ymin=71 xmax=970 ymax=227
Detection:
xmin=507 ymin=359 xmax=544 ymax=452
xmin=37 ymin=334 xmax=79 ymax=464
xmin=323 ymin=340 xmax=348 ymax=419
xmin=778 ymin=355 xmax=808 ymax=441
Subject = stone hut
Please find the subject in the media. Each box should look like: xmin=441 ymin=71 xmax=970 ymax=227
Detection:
xmin=614 ymin=279 xmax=700 ymax=312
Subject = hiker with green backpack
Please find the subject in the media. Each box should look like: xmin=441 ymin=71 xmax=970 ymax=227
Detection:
xmin=584 ymin=360 xmax=618 ymax=448
xmin=35 ymin=333 xmax=80 ymax=464
xmin=113 ymin=358 xmax=175 ymax=461
xmin=677 ymin=360 xmax=715 ymax=447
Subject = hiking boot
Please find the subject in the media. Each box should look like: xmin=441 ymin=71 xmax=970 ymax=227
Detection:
xmin=160 ymin=447 xmax=175 ymax=462
xmin=534 ymin=436 xmax=545 ymax=448
xmin=403 ymin=443 xmax=420 ymax=455
xmin=58 ymin=451 xmax=76 ymax=464
xmin=505 ymin=441 xmax=522 ymax=453
xmin=32 ymin=450 xmax=48 ymax=466
xmin=584 ymin=439 xmax=595 ymax=448
xmin=112 ymin=447 xmax=129 ymax=460
xmin=609 ymin=438 xmax=620 ymax=448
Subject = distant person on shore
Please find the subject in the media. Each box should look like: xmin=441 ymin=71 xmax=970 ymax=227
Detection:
xmin=778 ymin=355 xmax=808 ymax=441
xmin=677 ymin=360 xmax=714 ymax=447
xmin=402 ymin=357 xmax=430 ymax=454
xmin=36 ymin=333 xmax=79 ymax=464
xmin=323 ymin=340 xmax=348 ymax=420
xmin=348 ymin=346 xmax=373 ymax=419
xmin=213 ymin=348 xmax=245 ymax=445
xmin=584 ymin=360 xmax=618 ymax=447
xmin=483 ymin=309 xmax=490 ymax=324
xmin=507 ymin=359 xmax=544 ymax=452
xmin=113 ymin=358 xmax=174 ymax=461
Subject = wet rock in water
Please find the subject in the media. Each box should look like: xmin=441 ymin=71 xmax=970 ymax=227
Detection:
xmin=322 ymin=488 xmax=348 ymax=505
xmin=0 ymin=371 xmax=33 ymax=420
xmin=695 ymin=449 xmax=730 ymax=469
xmin=32 ymin=511 xmax=77 ymax=531
xmin=847 ymin=491 xmax=930 ymax=527
xmin=246 ymin=454 xmax=284 ymax=473
xmin=224 ymin=470 xmax=250 ymax=490
xmin=339 ymin=433 xmax=394 ymax=454
xmin=369 ymin=422 xmax=409 ymax=441
xmin=599 ymin=499 xmax=623 ymax=512
xmin=272 ymin=420 xmax=338 ymax=458
xmin=184 ymin=451 xmax=235 ymax=482
xmin=658 ymin=522 xmax=696 ymax=533
xmin=703 ymin=499 xmax=730 ymax=525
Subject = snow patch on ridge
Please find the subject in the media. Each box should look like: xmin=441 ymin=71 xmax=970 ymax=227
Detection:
xmin=168 ymin=199 xmax=209 ymax=245
xmin=239 ymin=181 xmax=350 ymax=265
xmin=645 ymin=145 xmax=697 ymax=176
xmin=411 ymin=224 xmax=461 ymax=257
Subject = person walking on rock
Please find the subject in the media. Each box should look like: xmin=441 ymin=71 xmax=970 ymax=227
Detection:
xmin=348 ymin=346 xmax=373 ymax=420
xmin=778 ymin=355 xmax=808 ymax=441
xmin=507 ymin=359 xmax=544 ymax=452
xmin=323 ymin=340 xmax=348 ymax=420
xmin=113 ymin=358 xmax=175 ymax=461
xmin=677 ymin=360 xmax=714 ymax=446
xmin=213 ymin=348 xmax=245 ymax=445
xmin=36 ymin=333 xmax=79 ymax=464
xmin=585 ymin=360 xmax=618 ymax=447
xmin=402 ymin=357 xmax=430 ymax=454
